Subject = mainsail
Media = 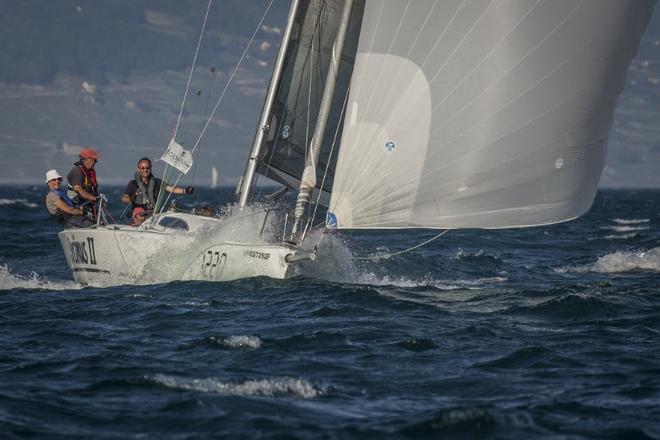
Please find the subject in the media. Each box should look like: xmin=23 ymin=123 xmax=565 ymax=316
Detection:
xmin=328 ymin=0 xmax=655 ymax=229
xmin=255 ymin=0 xmax=365 ymax=203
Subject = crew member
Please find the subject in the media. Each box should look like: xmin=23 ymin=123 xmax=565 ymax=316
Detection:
xmin=44 ymin=169 xmax=93 ymax=228
xmin=129 ymin=206 xmax=147 ymax=226
xmin=67 ymin=147 xmax=100 ymax=211
xmin=121 ymin=157 xmax=194 ymax=216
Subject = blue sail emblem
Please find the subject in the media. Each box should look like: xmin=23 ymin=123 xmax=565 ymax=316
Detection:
xmin=281 ymin=126 xmax=291 ymax=139
xmin=385 ymin=141 xmax=396 ymax=152
xmin=326 ymin=212 xmax=337 ymax=228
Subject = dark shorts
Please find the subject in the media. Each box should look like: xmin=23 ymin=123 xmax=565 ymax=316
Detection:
xmin=60 ymin=215 xmax=95 ymax=229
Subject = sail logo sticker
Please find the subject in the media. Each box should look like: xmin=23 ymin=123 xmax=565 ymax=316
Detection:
xmin=326 ymin=212 xmax=337 ymax=228
xmin=555 ymin=157 xmax=564 ymax=169
xmin=281 ymin=126 xmax=291 ymax=139
xmin=385 ymin=141 xmax=396 ymax=153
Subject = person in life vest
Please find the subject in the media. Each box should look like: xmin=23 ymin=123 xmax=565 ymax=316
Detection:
xmin=67 ymin=147 xmax=101 ymax=214
xmin=44 ymin=169 xmax=94 ymax=228
xmin=121 ymin=157 xmax=194 ymax=216
xmin=129 ymin=206 xmax=147 ymax=226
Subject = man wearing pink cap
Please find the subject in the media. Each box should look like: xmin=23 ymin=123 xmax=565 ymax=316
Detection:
xmin=67 ymin=147 xmax=101 ymax=217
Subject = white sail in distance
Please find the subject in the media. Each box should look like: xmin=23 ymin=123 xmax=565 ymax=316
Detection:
xmin=211 ymin=166 xmax=218 ymax=189
xmin=328 ymin=0 xmax=655 ymax=229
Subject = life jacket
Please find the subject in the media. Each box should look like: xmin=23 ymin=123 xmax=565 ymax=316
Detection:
xmin=47 ymin=188 xmax=76 ymax=224
xmin=68 ymin=162 xmax=98 ymax=197
xmin=133 ymin=172 xmax=158 ymax=214
xmin=79 ymin=164 xmax=98 ymax=196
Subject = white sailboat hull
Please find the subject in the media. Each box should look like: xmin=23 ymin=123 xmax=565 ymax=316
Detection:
xmin=58 ymin=213 xmax=295 ymax=286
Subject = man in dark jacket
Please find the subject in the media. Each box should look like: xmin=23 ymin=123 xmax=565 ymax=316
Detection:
xmin=121 ymin=157 xmax=193 ymax=216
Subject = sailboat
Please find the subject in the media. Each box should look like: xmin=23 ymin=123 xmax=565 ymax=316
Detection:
xmin=210 ymin=166 xmax=219 ymax=189
xmin=58 ymin=0 xmax=656 ymax=286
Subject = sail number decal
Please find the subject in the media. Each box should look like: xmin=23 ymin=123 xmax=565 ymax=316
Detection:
xmin=244 ymin=250 xmax=270 ymax=260
xmin=201 ymin=249 xmax=227 ymax=277
xmin=66 ymin=236 xmax=97 ymax=265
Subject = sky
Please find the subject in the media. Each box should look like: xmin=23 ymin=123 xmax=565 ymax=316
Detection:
xmin=0 ymin=0 xmax=658 ymax=188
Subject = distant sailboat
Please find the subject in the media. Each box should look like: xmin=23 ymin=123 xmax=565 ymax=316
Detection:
xmin=57 ymin=0 xmax=656 ymax=286
xmin=210 ymin=166 xmax=218 ymax=189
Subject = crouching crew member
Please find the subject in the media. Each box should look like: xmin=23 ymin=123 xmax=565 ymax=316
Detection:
xmin=44 ymin=169 xmax=93 ymax=228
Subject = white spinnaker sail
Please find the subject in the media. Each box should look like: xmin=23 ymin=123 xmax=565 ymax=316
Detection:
xmin=328 ymin=0 xmax=655 ymax=229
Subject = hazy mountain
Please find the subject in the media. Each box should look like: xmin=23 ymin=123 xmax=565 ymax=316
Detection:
xmin=0 ymin=0 xmax=658 ymax=188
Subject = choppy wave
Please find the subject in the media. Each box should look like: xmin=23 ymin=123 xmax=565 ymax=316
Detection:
xmin=0 ymin=198 xmax=38 ymax=208
xmin=557 ymin=247 xmax=660 ymax=274
xmin=208 ymin=335 xmax=262 ymax=349
xmin=150 ymin=374 xmax=323 ymax=399
xmin=612 ymin=218 xmax=650 ymax=224
xmin=0 ymin=264 xmax=82 ymax=290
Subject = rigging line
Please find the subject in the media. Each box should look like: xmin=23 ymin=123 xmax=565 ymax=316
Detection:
xmin=158 ymin=0 xmax=274 ymax=216
xmin=256 ymin=100 xmax=290 ymax=196
xmin=157 ymin=165 xmax=186 ymax=216
xmin=191 ymin=66 xmax=218 ymax=186
xmin=151 ymin=167 xmax=169 ymax=219
xmin=258 ymin=1 xmax=322 ymax=197
xmin=351 ymin=229 xmax=450 ymax=261
xmin=303 ymin=0 xmax=326 ymax=165
xmin=188 ymin=0 xmax=275 ymax=158
xmin=173 ymin=0 xmax=213 ymax=140
xmin=309 ymin=78 xmax=351 ymax=228
xmin=257 ymin=6 xmax=318 ymax=194
xmin=304 ymin=7 xmax=317 ymax=164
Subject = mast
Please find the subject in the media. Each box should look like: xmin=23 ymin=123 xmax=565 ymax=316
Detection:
xmin=238 ymin=0 xmax=302 ymax=208
xmin=290 ymin=0 xmax=354 ymax=239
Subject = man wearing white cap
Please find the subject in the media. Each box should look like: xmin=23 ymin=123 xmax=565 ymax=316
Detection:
xmin=44 ymin=169 xmax=93 ymax=228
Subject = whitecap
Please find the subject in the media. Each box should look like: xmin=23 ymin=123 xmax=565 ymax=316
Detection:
xmin=150 ymin=374 xmax=323 ymax=399
xmin=356 ymin=272 xmax=506 ymax=290
xmin=452 ymin=248 xmax=500 ymax=260
xmin=604 ymin=233 xmax=639 ymax=240
xmin=209 ymin=335 xmax=262 ymax=349
xmin=600 ymin=225 xmax=649 ymax=232
xmin=0 ymin=264 xmax=82 ymax=291
xmin=612 ymin=218 xmax=650 ymax=225
xmin=556 ymin=247 xmax=660 ymax=274
xmin=0 ymin=198 xmax=38 ymax=208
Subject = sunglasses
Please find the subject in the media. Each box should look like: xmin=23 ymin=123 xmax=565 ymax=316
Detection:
xmin=139 ymin=166 xmax=151 ymax=170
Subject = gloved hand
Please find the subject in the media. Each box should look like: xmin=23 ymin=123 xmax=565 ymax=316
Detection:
xmin=185 ymin=186 xmax=194 ymax=195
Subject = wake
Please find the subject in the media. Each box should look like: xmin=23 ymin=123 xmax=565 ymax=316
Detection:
xmin=0 ymin=264 xmax=82 ymax=291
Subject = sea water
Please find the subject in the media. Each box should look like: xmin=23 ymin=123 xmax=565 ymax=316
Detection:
xmin=0 ymin=186 xmax=659 ymax=438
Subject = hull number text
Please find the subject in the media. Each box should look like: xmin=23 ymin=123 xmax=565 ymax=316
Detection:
xmin=67 ymin=236 xmax=97 ymax=265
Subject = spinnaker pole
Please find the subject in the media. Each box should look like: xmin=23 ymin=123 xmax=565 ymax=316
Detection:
xmin=238 ymin=0 xmax=301 ymax=208
xmin=290 ymin=0 xmax=354 ymax=239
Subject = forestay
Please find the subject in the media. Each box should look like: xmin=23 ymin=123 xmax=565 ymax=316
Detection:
xmin=328 ymin=0 xmax=655 ymax=229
